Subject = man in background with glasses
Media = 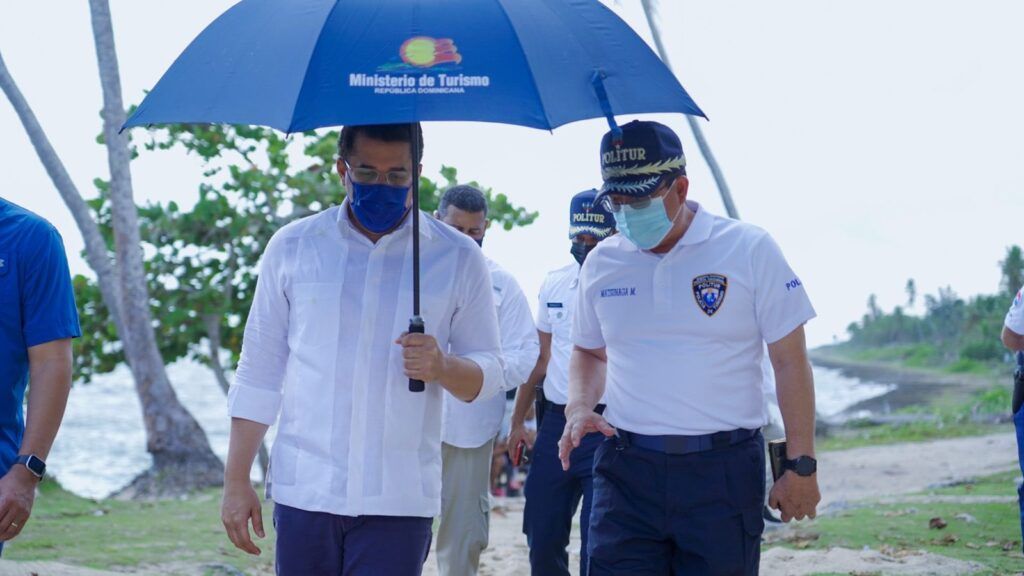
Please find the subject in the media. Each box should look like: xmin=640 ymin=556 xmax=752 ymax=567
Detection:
xmin=559 ymin=120 xmax=820 ymax=575
xmin=434 ymin=184 xmax=539 ymax=576
xmin=221 ymin=123 xmax=504 ymax=576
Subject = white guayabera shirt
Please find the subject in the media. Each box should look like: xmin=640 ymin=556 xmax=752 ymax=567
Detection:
xmin=229 ymin=203 xmax=503 ymax=518
xmin=442 ymin=257 xmax=539 ymax=449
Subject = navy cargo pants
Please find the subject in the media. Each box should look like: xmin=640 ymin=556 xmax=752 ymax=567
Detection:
xmin=588 ymin=430 xmax=766 ymax=575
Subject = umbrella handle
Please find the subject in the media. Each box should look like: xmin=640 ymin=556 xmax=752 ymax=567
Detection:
xmin=408 ymin=315 xmax=426 ymax=392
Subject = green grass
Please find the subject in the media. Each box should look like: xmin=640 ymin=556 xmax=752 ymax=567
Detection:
xmin=819 ymin=421 xmax=1008 ymax=452
xmin=7 ymin=480 xmax=275 ymax=573
xmin=771 ymin=471 xmax=1024 ymax=575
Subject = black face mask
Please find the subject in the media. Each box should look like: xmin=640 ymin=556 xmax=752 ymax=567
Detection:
xmin=570 ymin=241 xmax=594 ymax=266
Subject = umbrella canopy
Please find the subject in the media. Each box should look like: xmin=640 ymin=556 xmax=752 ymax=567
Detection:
xmin=124 ymin=0 xmax=704 ymax=133
xmin=124 ymin=0 xmax=706 ymax=391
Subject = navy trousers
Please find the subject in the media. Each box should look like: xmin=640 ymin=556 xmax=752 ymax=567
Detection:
xmin=523 ymin=408 xmax=603 ymax=576
xmin=588 ymin=432 xmax=766 ymax=576
xmin=273 ymin=503 xmax=432 ymax=576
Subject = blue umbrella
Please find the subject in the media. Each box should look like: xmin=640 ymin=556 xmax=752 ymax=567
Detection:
xmin=123 ymin=0 xmax=706 ymax=390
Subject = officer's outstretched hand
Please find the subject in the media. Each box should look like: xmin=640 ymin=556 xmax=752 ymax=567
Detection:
xmin=558 ymin=405 xmax=616 ymax=471
xmin=768 ymin=471 xmax=820 ymax=522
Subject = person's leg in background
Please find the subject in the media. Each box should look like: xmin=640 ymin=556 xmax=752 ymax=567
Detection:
xmin=571 ymin=431 xmax=603 ymax=576
xmin=437 ymin=440 xmax=494 ymax=576
xmin=523 ymin=409 xmax=580 ymax=576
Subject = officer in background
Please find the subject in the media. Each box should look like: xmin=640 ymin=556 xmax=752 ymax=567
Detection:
xmin=1002 ymin=286 xmax=1024 ymax=351
xmin=1000 ymin=285 xmax=1024 ymax=552
xmin=435 ymin=185 xmax=539 ymax=576
xmin=507 ymin=189 xmax=615 ymax=576
xmin=559 ymin=120 xmax=820 ymax=575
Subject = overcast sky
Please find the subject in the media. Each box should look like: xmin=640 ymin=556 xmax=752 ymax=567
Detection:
xmin=2 ymin=1 xmax=1022 ymax=347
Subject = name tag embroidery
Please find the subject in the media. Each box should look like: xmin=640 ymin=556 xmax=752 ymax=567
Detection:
xmin=600 ymin=287 xmax=636 ymax=298
xmin=547 ymin=302 xmax=564 ymax=308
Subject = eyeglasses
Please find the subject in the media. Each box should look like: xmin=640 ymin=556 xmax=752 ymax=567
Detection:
xmin=345 ymin=161 xmax=413 ymax=187
xmin=600 ymin=178 xmax=673 ymax=213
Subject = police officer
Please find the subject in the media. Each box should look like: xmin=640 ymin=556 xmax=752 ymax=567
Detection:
xmin=434 ymin=185 xmax=539 ymax=576
xmin=559 ymin=120 xmax=820 ymax=575
xmin=1002 ymin=286 xmax=1024 ymax=351
xmin=507 ymin=189 xmax=615 ymax=576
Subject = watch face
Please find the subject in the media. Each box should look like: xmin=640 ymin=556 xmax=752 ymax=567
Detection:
xmin=25 ymin=455 xmax=45 ymax=477
xmin=794 ymin=457 xmax=816 ymax=476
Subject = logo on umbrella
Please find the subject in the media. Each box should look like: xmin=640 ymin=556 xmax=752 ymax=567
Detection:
xmin=400 ymin=37 xmax=462 ymax=69
xmin=351 ymin=36 xmax=489 ymax=95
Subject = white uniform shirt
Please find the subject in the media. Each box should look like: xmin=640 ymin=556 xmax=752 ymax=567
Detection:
xmin=573 ymin=201 xmax=816 ymax=436
xmin=228 ymin=204 xmax=503 ymax=518
xmin=1005 ymin=286 xmax=1024 ymax=335
xmin=442 ymin=258 xmax=539 ymax=448
xmin=536 ymin=263 xmax=607 ymax=405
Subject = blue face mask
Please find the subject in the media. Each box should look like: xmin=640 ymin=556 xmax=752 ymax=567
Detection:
xmin=613 ymin=195 xmax=674 ymax=250
xmin=349 ymin=181 xmax=410 ymax=233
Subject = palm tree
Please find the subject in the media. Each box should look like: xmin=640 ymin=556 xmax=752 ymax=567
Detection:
xmin=639 ymin=0 xmax=741 ymax=219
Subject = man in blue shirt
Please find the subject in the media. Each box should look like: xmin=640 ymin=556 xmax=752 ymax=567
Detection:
xmin=0 ymin=198 xmax=80 ymax=553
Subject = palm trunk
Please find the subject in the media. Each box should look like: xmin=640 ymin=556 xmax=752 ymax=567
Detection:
xmin=639 ymin=0 xmax=741 ymax=220
xmin=89 ymin=0 xmax=224 ymax=496
xmin=204 ymin=315 xmax=270 ymax=481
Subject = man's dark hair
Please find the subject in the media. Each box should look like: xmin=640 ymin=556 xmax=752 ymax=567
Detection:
xmin=338 ymin=123 xmax=424 ymax=163
xmin=438 ymin=185 xmax=488 ymax=217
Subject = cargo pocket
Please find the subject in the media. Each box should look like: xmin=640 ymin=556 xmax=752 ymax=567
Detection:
xmin=742 ymin=507 xmax=766 ymax=574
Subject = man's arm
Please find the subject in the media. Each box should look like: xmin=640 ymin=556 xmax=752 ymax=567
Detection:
xmin=767 ymin=325 xmax=820 ymax=522
xmin=1002 ymin=326 xmax=1024 ymax=351
xmin=507 ymin=330 xmax=551 ymax=457
xmin=22 ymin=340 xmax=73 ymax=462
xmin=558 ymin=345 xmax=614 ymax=470
xmin=0 ymin=340 xmax=74 ymax=542
xmin=222 ymin=418 xmax=269 ymax=556
xmin=403 ymin=246 xmax=503 ymax=402
xmin=223 ymin=233 xmax=291 ymax=555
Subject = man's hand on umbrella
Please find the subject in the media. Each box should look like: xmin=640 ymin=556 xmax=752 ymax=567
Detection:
xmin=396 ymin=332 xmax=446 ymax=383
xmin=558 ymin=404 xmax=616 ymax=471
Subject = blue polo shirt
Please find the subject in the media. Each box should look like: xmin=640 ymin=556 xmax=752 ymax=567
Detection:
xmin=0 ymin=198 xmax=81 ymax=475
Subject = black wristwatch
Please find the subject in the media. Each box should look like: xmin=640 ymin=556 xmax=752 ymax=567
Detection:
xmin=16 ymin=454 xmax=46 ymax=479
xmin=783 ymin=455 xmax=817 ymax=477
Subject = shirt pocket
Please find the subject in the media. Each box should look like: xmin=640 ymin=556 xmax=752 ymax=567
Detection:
xmin=288 ymin=282 xmax=343 ymax=351
xmin=546 ymin=302 xmax=571 ymax=338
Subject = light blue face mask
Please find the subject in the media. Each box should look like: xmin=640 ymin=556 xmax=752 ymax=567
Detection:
xmin=613 ymin=195 xmax=674 ymax=250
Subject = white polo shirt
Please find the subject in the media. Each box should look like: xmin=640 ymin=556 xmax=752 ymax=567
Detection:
xmin=228 ymin=203 xmax=503 ymax=518
xmin=1005 ymin=286 xmax=1024 ymax=335
xmin=573 ymin=201 xmax=816 ymax=436
xmin=442 ymin=258 xmax=539 ymax=449
xmin=536 ymin=263 xmax=608 ymax=406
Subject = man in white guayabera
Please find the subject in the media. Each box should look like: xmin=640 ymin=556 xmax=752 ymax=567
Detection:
xmin=220 ymin=123 xmax=503 ymax=576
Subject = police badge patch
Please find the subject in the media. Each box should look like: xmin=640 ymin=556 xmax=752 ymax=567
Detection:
xmin=692 ymin=274 xmax=728 ymax=316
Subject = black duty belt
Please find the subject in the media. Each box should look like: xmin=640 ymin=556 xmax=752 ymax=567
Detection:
xmin=616 ymin=428 xmax=759 ymax=455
